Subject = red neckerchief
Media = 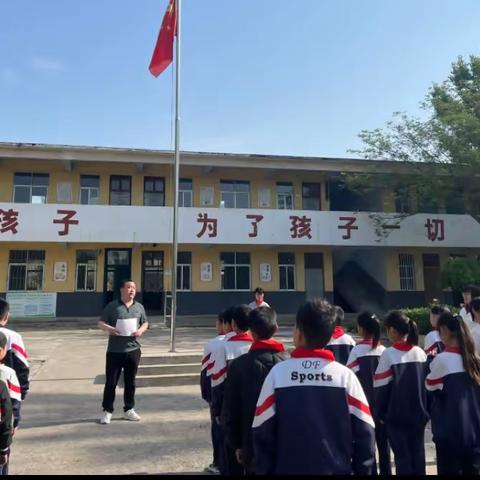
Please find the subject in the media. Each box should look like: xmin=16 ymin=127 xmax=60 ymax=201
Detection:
xmin=228 ymin=332 xmax=254 ymax=342
xmin=466 ymin=304 xmax=472 ymax=314
xmin=249 ymin=339 xmax=285 ymax=353
xmin=331 ymin=326 xmax=345 ymax=339
xmin=445 ymin=347 xmax=461 ymax=354
xmin=290 ymin=347 xmax=335 ymax=361
xmin=255 ymin=299 xmax=263 ymax=306
xmin=393 ymin=341 xmax=414 ymax=351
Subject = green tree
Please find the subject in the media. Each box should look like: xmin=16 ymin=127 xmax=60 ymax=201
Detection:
xmin=441 ymin=257 xmax=480 ymax=295
xmin=348 ymin=55 xmax=480 ymax=217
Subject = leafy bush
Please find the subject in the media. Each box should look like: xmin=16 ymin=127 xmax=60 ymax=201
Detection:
xmin=401 ymin=306 xmax=459 ymax=335
xmin=441 ymin=257 xmax=480 ymax=294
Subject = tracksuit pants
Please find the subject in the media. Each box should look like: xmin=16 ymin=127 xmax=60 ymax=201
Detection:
xmin=436 ymin=444 xmax=480 ymax=476
xmin=209 ymin=405 xmax=222 ymax=467
xmin=102 ymin=349 xmax=141 ymax=413
xmin=387 ymin=424 xmax=426 ymax=475
xmin=374 ymin=420 xmax=391 ymax=476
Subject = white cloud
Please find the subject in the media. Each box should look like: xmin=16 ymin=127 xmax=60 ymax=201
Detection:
xmin=30 ymin=56 xmax=63 ymax=72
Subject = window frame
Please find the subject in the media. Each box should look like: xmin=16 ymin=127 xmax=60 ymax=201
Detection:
xmin=144 ymin=176 xmax=165 ymax=207
xmin=220 ymin=180 xmax=250 ymax=209
xmin=7 ymin=250 xmax=45 ymax=291
xmin=109 ymin=175 xmax=132 ymax=206
xmin=176 ymin=251 xmax=192 ymax=291
xmin=278 ymin=252 xmax=296 ymax=290
xmin=13 ymin=173 xmax=49 ymax=204
xmin=399 ymin=253 xmax=416 ymax=291
xmin=276 ymin=182 xmax=294 ymax=210
xmin=221 ymin=252 xmax=251 ymax=291
xmin=75 ymin=250 xmax=97 ymax=292
xmin=178 ymin=179 xmax=193 ymax=208
xmin=302 ymin=182 xmax=321 ymax=211
xmin=80 ymin=175 xmax=100 ymax=205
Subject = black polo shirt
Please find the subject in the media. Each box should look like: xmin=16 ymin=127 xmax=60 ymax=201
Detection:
xmin=101 ymin=299 xmax=148 ymax=353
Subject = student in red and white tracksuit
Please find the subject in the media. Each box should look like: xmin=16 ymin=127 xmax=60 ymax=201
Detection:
xmin=0 ymin=300 xmax=29 ymax=402
xmin=424 ymin=304 xmax=447 ymax=367
xmin=253 ymin=300 xmax=375 ymax=475
xmin=200 ymin=311 xmax=227 ymax=474
xmin=325 ymin=306 xmax=355 ymax=365
xmin=426 ymin=312 xmax=480 ymax=475
xmin=374 ymin=311 xmax=428 ymax=476
xmin=347 ymin=311 xmax=390 ymax=475
xmin=210 ymin=305 xmax=253 ymax=475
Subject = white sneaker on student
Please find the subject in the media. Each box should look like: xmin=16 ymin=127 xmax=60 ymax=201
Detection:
xmin=124 ymin=409 xmax=141 ymax=421
xmin=100 ymin=411 xmax=112 ymax=424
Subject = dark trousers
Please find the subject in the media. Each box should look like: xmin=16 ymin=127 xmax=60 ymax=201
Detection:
xmin=387 ymin=425 xmax=425 ymax=475
xmin=0 ymin=459 xmax=8 ymax=476
xmin=102 ymin=349 xmax=141 ymax=413
xmin=436 ymin=444 xmax=480 ymax=476
xmin=209 ymin=406 xmax=222 ymax=466
xmin=224 ymin=442 xmax=244 ymax=476
xmin=375 ymin=420 xmax=391 ymax=476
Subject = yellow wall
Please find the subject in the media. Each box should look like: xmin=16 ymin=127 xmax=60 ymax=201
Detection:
xmin=0 ymin=160 xmax=330 ymax=211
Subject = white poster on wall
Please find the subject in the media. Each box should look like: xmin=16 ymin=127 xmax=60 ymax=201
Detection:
xmin=57 ymin=182 xmax=72 ymax=203
xmin=201 ymin=262 xmax=213 ymax=282
xmin=54 ymin=262 xmax=67 ymax=282
xmin=6 ymin=292 xmax=57 ymax=318
xmin=258 ymin=188 xmax=271 ymax=208
xmin=260 ymin=263 xmax=272 ymax=282
xmin=200 ymin=187 xmax=214 ymax=207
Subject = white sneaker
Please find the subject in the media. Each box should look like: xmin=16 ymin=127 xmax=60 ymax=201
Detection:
xmin=100 ymin=411 xmax=112 ymax=424
xmin=123 ymin=409 xmax=141 ymax=421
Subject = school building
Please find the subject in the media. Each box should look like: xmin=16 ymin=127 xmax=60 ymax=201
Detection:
xmin=0 ymin=142 xmax=478 ymax=318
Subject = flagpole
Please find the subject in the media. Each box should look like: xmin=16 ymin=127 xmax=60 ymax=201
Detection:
xmin=169 ymin=0 xmax=181 ymax=352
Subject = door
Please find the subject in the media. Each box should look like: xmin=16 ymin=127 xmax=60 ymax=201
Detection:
xmin=142 ymin=251 xmax=164 ymax=312
xmin=104 ymin=249 xmax=132 ymax=305
xmin=423 ymin=254 xmax=442 ymax=304
xmin=304 ymin=253 xmax=324 ymax=301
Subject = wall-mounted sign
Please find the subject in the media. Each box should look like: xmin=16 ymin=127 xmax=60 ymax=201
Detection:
xmin=54 ymin=261 xmax=67 ymax=282
xmin=57 ymin=182 xmax=72 ymax=203
xmin=201 ymin=262 xmax=213 ymax=282
xmin=200 ymin=187 xmax=214 ymax=207
xmin=260 ymin=263 xmax=272 ymax=282
xmin=6 ymin=292 xmax=57 ymax=318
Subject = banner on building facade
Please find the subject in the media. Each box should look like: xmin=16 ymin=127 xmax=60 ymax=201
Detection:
xmin=0 ymin=203 xmax=479 ymax=248
xmin=6 ymin=292 xmax=57 ymax=318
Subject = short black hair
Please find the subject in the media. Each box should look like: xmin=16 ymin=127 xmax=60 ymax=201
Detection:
xmin=334 ymin=306 xmax=345 ymax=326
xmin=232 ymin=304 xmax=252 ymax=332
xmin=472 ymin=297 xmax=480 ymax=313
xmin=296 ymin=299 xmax=336 ymax=349
xmin=0 ymin=299 xmax=8 ymax=320
xmin=217 ymin=310 xmax=225 ymax=323
xmin=254 ymin=287 xmax=265 ymax=295
xmin=0 ymin=332 xmax=7 ymax=350
xmin=463 ymin=284 xmax=475 ymax=294
xmin=120 ymin=279 xmax=135 ymax=289
xmin=249 ymin=307 xmax=277 ymax=340
xmin=431 ymin=304 xmax=449 ymax=315
xmin=223 ymin=306 xmax=235 ymax=326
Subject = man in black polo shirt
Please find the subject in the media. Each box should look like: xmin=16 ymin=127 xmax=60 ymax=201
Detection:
xmin=98 ymin=279 xmax=148 ymax=424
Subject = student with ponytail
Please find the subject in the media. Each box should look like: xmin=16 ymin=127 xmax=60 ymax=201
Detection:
xmin=426 ymin=312 xmax=480 ymax=475
xmin=347 ymin=312 xmax=390 ymax=475
xmin=373 ymin=310 xmax=428 ymax=476
xmin=424 ymin=304 xmax=448 ymax=366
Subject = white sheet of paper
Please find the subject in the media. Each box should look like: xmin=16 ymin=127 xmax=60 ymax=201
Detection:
xmin=115 ymin=318 xmax=138 ymax=336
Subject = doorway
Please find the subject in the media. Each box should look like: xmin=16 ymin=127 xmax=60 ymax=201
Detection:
xmin=104 ymin=249 xmax=132 ymax=305
xmin=422 ymin=254 xmax=442 ymax=304
xmin=304 ymin=253 xmax=325 ymax=301
xmin=142 ymin=251 xmax=164 ymax=313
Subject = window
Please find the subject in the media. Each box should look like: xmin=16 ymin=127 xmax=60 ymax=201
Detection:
xmin=394 ymin=186 xmax=413 ymax=214
xmin=302 ymin=182 xmax=321 ymax=210
xmin=278 ymin=253 xmax=295 ymax=290
xmin=177 ymin=251 xmax=191 ymax=290
xmin=220 ymin=181 xmax=250 ymax=208
xmin=13 ymin=173 xmax=49 ymax=204
xmin=80 ymin=175 xmax=100 ymax=205
xmin=277 ymin=183 xmax=294 ymax=210
xmin=179 ymin=179 xmax=193 ymax=207
xmin=399 ymin=254 xmax=416 ymax=291
xmin=144 ymin=177 xmax=165 ymax=206
xmin=8 ymin=250 xmax=45 ymax=291
xmin=109 ymin=175 xmax=131 ymax=205
xmin=76 ymin=250 xmax=97 ymax=291
xmin=221 ymin=252 xmax=250 ymax=290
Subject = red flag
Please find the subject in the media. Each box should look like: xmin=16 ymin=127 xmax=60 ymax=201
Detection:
xmin=149 ymin=0 xmax=177 ymax=77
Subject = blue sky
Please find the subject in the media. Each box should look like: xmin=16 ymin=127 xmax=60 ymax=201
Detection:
xmin=0 ymin=0 xmax=479 ymax=158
